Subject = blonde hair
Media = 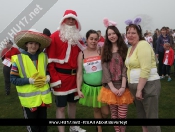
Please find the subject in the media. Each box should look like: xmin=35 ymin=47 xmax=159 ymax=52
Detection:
xmin=164 ymin=43 xmax=170 ymax=46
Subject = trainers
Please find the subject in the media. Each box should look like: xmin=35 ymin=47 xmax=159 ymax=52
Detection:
xmin=160 ymin=76 xmax=165 ymax=79
xmin=69 ymin=126 xmax=86 ymax=132
xmin=168 ymin=78 xmax=171 ymax=81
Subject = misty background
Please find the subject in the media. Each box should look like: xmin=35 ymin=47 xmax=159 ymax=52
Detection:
xmin=0 ymin=0 xmax=174 ymax=39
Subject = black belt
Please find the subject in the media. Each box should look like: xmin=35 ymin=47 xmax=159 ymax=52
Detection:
xmin=84 ymin=81 xmax=102 ymax=87
xmin=56 ymin=68 xmax=76 ymax=75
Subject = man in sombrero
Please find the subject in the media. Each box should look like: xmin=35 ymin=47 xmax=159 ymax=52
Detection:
xmin=10 ymin=29 xmax=52 ymax=132
xmin=46 ymin=10 xmax=86 ymax=132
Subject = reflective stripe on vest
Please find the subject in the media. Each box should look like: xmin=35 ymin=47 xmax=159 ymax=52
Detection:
xmin=17 ymin=54 xmax=27 ymax=78
xmin=18 ymin=88 xmax=50 ymax=97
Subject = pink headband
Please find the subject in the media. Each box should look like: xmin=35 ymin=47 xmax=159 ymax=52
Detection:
xmin=103 ymin=18 xmax=117 ymax=28
xmin=125 ymin=17 xmax=142 ymax=29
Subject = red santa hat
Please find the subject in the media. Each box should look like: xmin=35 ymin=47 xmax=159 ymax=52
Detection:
xmin=59 ymin=10 xmax=81 ymax=31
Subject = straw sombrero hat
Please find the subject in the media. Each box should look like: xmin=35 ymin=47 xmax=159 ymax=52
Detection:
xmin=14 ymin=29 xmax=51 ymax=50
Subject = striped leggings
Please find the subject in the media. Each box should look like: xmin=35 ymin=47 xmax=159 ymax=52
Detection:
xmin=109 ymin=104 xmax=128 ymax=132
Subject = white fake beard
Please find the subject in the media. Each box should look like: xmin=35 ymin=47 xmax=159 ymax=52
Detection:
xmin=59 ymin=24 xmax=82 ymax=46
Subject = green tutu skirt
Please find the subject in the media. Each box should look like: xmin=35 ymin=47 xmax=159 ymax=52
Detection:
xmin=79 ymin=83 xmax=105 ymax=108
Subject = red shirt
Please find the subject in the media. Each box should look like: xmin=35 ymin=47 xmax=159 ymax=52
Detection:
xmin=98 ymin=36 xmax=105 ymax=42
xmin=1 ymin=47 xmax=20 ymax=60
xmin=163 ymin=48 xmax=174 ymax=66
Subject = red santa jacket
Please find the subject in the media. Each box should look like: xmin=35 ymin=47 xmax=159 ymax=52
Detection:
xmin=163 ymin=48 xmax=174 ymax=66
xmin=46 ymin=30 xmax=84 ymax=96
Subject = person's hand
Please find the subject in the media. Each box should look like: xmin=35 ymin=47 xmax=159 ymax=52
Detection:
xmin=110 ymin=87 xmax=119 ymax=96
xmin=156 ymin=54 xmax=159 ymax=57
xmin=29 ymin=72 xmax=41 ymax=85
xmin=136 ymin=89 xmax=144 ymax=100
xmin=45 ymin=75 xmax=50 ymax=83
xmin=34 ymin=76 xmax=47 ymax=88
xmin=29 ymin=78 xmax=35 ymax=84
xmin=55 ymin=84 xmax=61 ymax=88
xmin=78 ymin=90 xmax=84 ymax=98
xmin=31 ymin=72 xmax=40 ymax=79
xmin=117 ymin=88 xmax=125 ymax=96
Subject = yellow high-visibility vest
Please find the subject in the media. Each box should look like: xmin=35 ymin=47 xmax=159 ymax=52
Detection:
xmin=11 ymin=53 xmax=52 ymax=107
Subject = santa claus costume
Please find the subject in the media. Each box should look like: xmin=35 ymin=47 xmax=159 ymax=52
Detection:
xmin=46 ymin=10 xmax=86 ymax=132
xmin=47 ymin=10 xmax=85 ymax=97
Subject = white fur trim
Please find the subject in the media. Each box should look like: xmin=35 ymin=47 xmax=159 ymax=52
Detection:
xmin=64 ymin=41 xmax=86 ymax=62
xmin=59 ymin=14 xmax=81 ymax=31
xmin=52 ymin=88 xmax=77 ymax=96
xmin=64 ymin=43 xmax=71 ymax=62
xmin=48 ymin=43 xmax=72 ymax=64
xmin=77 ymin=41 xmax=87 ymax=51
xmin=50 ymin=80 xmax=61 ymax=87
xmin=48 ymin=58 xmax=65 ymax=64
xmin=29 ymin=29 xmax=39 ymax=32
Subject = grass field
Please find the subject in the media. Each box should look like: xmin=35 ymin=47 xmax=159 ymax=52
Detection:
xmin=0 ymin=62 xmax=175 ymax=132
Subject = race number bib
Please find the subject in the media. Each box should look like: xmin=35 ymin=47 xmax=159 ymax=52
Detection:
xmin=83 ymin=56 xmax=102 ymax=73
xmin=2 ymin=58 xmax=11 ymax=67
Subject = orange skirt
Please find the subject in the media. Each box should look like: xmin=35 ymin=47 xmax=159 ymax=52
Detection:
xmin=98 ymin=87 xmax=134 ymax=105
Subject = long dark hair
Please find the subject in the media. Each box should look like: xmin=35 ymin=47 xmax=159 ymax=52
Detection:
xmin=101 ymin=26 xmax=128 ymax=63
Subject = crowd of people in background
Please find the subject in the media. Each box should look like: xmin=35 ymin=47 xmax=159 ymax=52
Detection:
xmin=94 ymin=26 xmax=175 ymax=83
xmin=1 ymin=9 xmax=175 ymax=132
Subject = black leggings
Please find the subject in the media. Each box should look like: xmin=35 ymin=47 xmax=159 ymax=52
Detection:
xmin=3 ymin=65 xmax=11 ymax=93
xmin=158 ymin=52 xmax=165 ymax=76
xmin=22 ymin=107 xmax=47 ymax=132
xmin=162 ymin=64 xmax=171 ymax=76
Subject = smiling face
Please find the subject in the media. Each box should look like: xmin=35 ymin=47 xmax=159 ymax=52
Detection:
xmin=86 ymin=33 xmax=99 ymax=49
xmin=107 ymin=29 xmax=118 ymax=44
xmin=64 ymin=17 xmax=76 ymax=26
xmin=161 ymin=29 xmax=167 ymax=36
xmin=26 ymin=42 xmax=40 ymax=54
xmin=126 ymin=27 xmax=139 ymax=46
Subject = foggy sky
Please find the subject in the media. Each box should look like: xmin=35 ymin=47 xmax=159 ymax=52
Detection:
xmin=0 ymin=0 xmax=174 ymax=37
